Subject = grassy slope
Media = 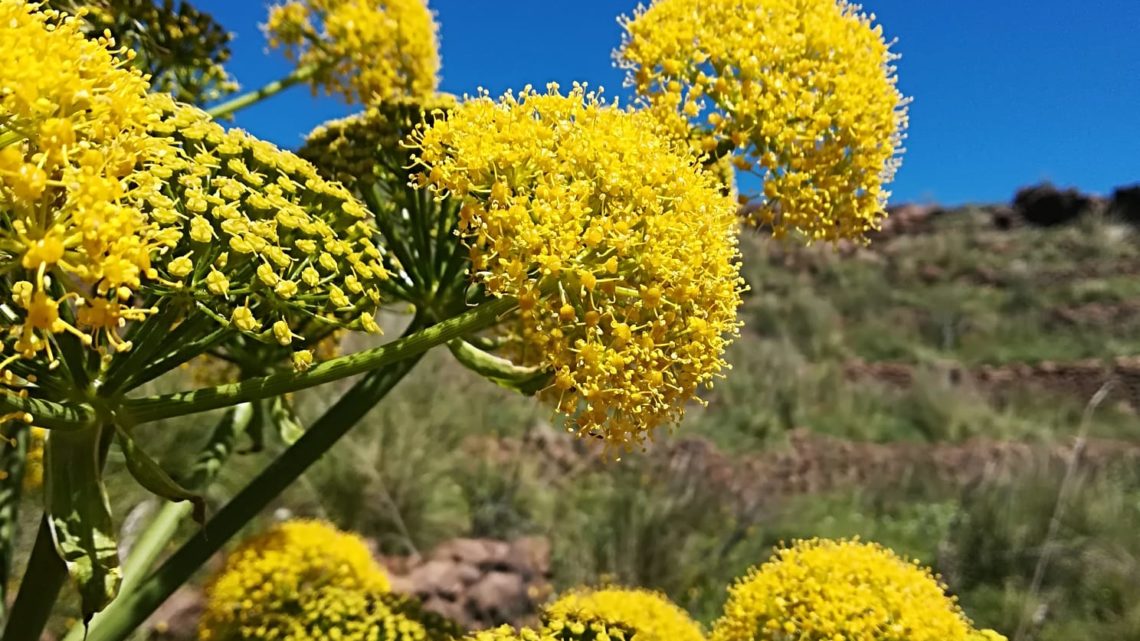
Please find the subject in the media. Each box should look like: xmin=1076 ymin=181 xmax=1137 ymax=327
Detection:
xmin=28 ymin=210 xmax=1139 ymax=638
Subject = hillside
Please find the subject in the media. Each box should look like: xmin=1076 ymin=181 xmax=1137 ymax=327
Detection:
xmin=32 ymin=184 xmax=1140 ymax=641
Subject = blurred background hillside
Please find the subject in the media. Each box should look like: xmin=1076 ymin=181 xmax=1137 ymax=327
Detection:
xmin=19 ymin=183 xmax=1138 ymax=641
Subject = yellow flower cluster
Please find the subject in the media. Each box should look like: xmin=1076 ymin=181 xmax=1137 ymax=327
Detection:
xmin=200 ymin=519 xmax=403 ymax=641
xmin=143 ymin=95 xmax=387 ymax=351
xmin=618 ymin=0 xmax=909 ymax=241
xmin=544 ymin=588 xmax=704 ymax=641
xmin=0 ymin=0 xmax=175 ymax=382
xmin=709 ymin=539 xmax=998 ymax=641
xmin=412 ymin=85 xmax=743 ymax=450
xmin=0 ymin=2 xmax=385 ymax=390
xmin=265 ymin=0 xmax=440 ymax=104
xmin=301 ymin=94 xmax=456 ymax=188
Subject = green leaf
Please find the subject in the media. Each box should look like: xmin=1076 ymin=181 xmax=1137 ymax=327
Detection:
xmin=0 ymin=422 xmax=29 ymax=620
xmin=270 ymin=395 xmax=305 ymax=446
xmin=114 ymin=425 xmax=206 ymax=524
xmin=44 ymin=426 xmax=122 ymax=622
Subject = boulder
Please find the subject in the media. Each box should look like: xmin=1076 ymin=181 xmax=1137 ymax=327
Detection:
xmin=382 ymin=536 xmax=552 ymax=631
xmin=466 ymin=571 xmax=529 ymax=624
xmin=1013 ymin=183 xmax=1097 ymax=226
xmin=147 ymin=586 xmax=205 ymax=641
xmin=1110 ymin=184 xmax=1140 ymax=224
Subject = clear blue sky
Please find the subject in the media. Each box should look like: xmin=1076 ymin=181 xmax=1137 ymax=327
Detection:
xmin=198 ymin=1 xmax=1139 ymax=206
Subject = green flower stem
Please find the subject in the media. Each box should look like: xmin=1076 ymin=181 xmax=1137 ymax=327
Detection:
xmin=205 ymin=64 xmax=321 ymax=120
xmin=447 ymin=339 xmax=545 ymax=381
xmin=119 ymin=295 xmax=518 ymax=426
xmin=84 ymin=347 xmax=424 ymax=641
xmin=0 ymin=393 xmax=96 ymax=432
xmin=0 ymin=294 xmax=519 ymax=432
xmin=0 ymin=518 xmax=67 ymax=641
xmin=60 ymin=404 xmax=256 ymax=641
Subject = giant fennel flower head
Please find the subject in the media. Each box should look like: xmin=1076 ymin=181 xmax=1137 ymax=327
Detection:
xmin=412 ymin=84 xmax=744 ymax=452
xmin=1 ymin=2 xmax=385 ymax=402
xmin=544 ymin=588 xmax=704 ymax=641
xmin=618 ymin=0 xmax=909 ymax=241
xmin=265 ymin=0 xmax=440 ymax=104
xmin=301 ymin=93 xmax=457 ymax=188
xmin=710 ymin=538 xmax=986 ymax=641
xmin=142 ymin=95 xmax=388 ymax=356
xmin=200 ymin=519 xmax=439 ymax=641
xmin=0 ymin=0 xmax=175 ymax=387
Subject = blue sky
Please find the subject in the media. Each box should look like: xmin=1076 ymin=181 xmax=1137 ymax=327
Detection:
xmin=198 ymin=1 xmax=1139 ymax=206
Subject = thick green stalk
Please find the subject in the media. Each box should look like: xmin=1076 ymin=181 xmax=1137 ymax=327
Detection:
xmin=84 ymin=351 xmax=424 ymax=641
xmin=60 ymin=404 xmax=256 ymax=641
xmin=1 ymin=518 xmax=67 ymax=641
xmin=120 ymin=295 xmax=517 ymax=425
xmin=206 ymin=64 xmax=321 ymax=120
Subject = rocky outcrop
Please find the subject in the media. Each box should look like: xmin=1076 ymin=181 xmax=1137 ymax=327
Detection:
xmin=875 ymin=203 xmax=944 ymax=238
xmin=1110 ymin=184 xmax=1140 ymax=224
xmin=1012 ymin=183 xmax=1102 ymax=227
xmin=382 ymin=536 xmax=553 ymax=631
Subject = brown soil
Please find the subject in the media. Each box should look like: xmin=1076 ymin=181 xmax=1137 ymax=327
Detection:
xmin=844 ymin=356 xmax=1140 ymax=409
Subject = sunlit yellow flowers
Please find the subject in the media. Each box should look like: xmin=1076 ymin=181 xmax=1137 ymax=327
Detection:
xmin=710 ymin=538 xmax=977 ymax=641
xmin=1 ymin=1 xmax=386 ymax=392
xmin=265 ymin=0 xmax=440 ymax=104
xmin=412 ymin=84 xmax=743 ymax=451
xmin=199 ymin=519 xmax=395 ymax=641
xmin=618 ymin=0 xmax=909 ymax=241
xmin=144 ymin=95 xmax=387 ymax=343
xmin=200 ymin=519 xmax=459 ymax=641
xmin=545 ymin=588 xmax=704 ymax=641
xmin=0 ymin=0 xmax=174 ymax=381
